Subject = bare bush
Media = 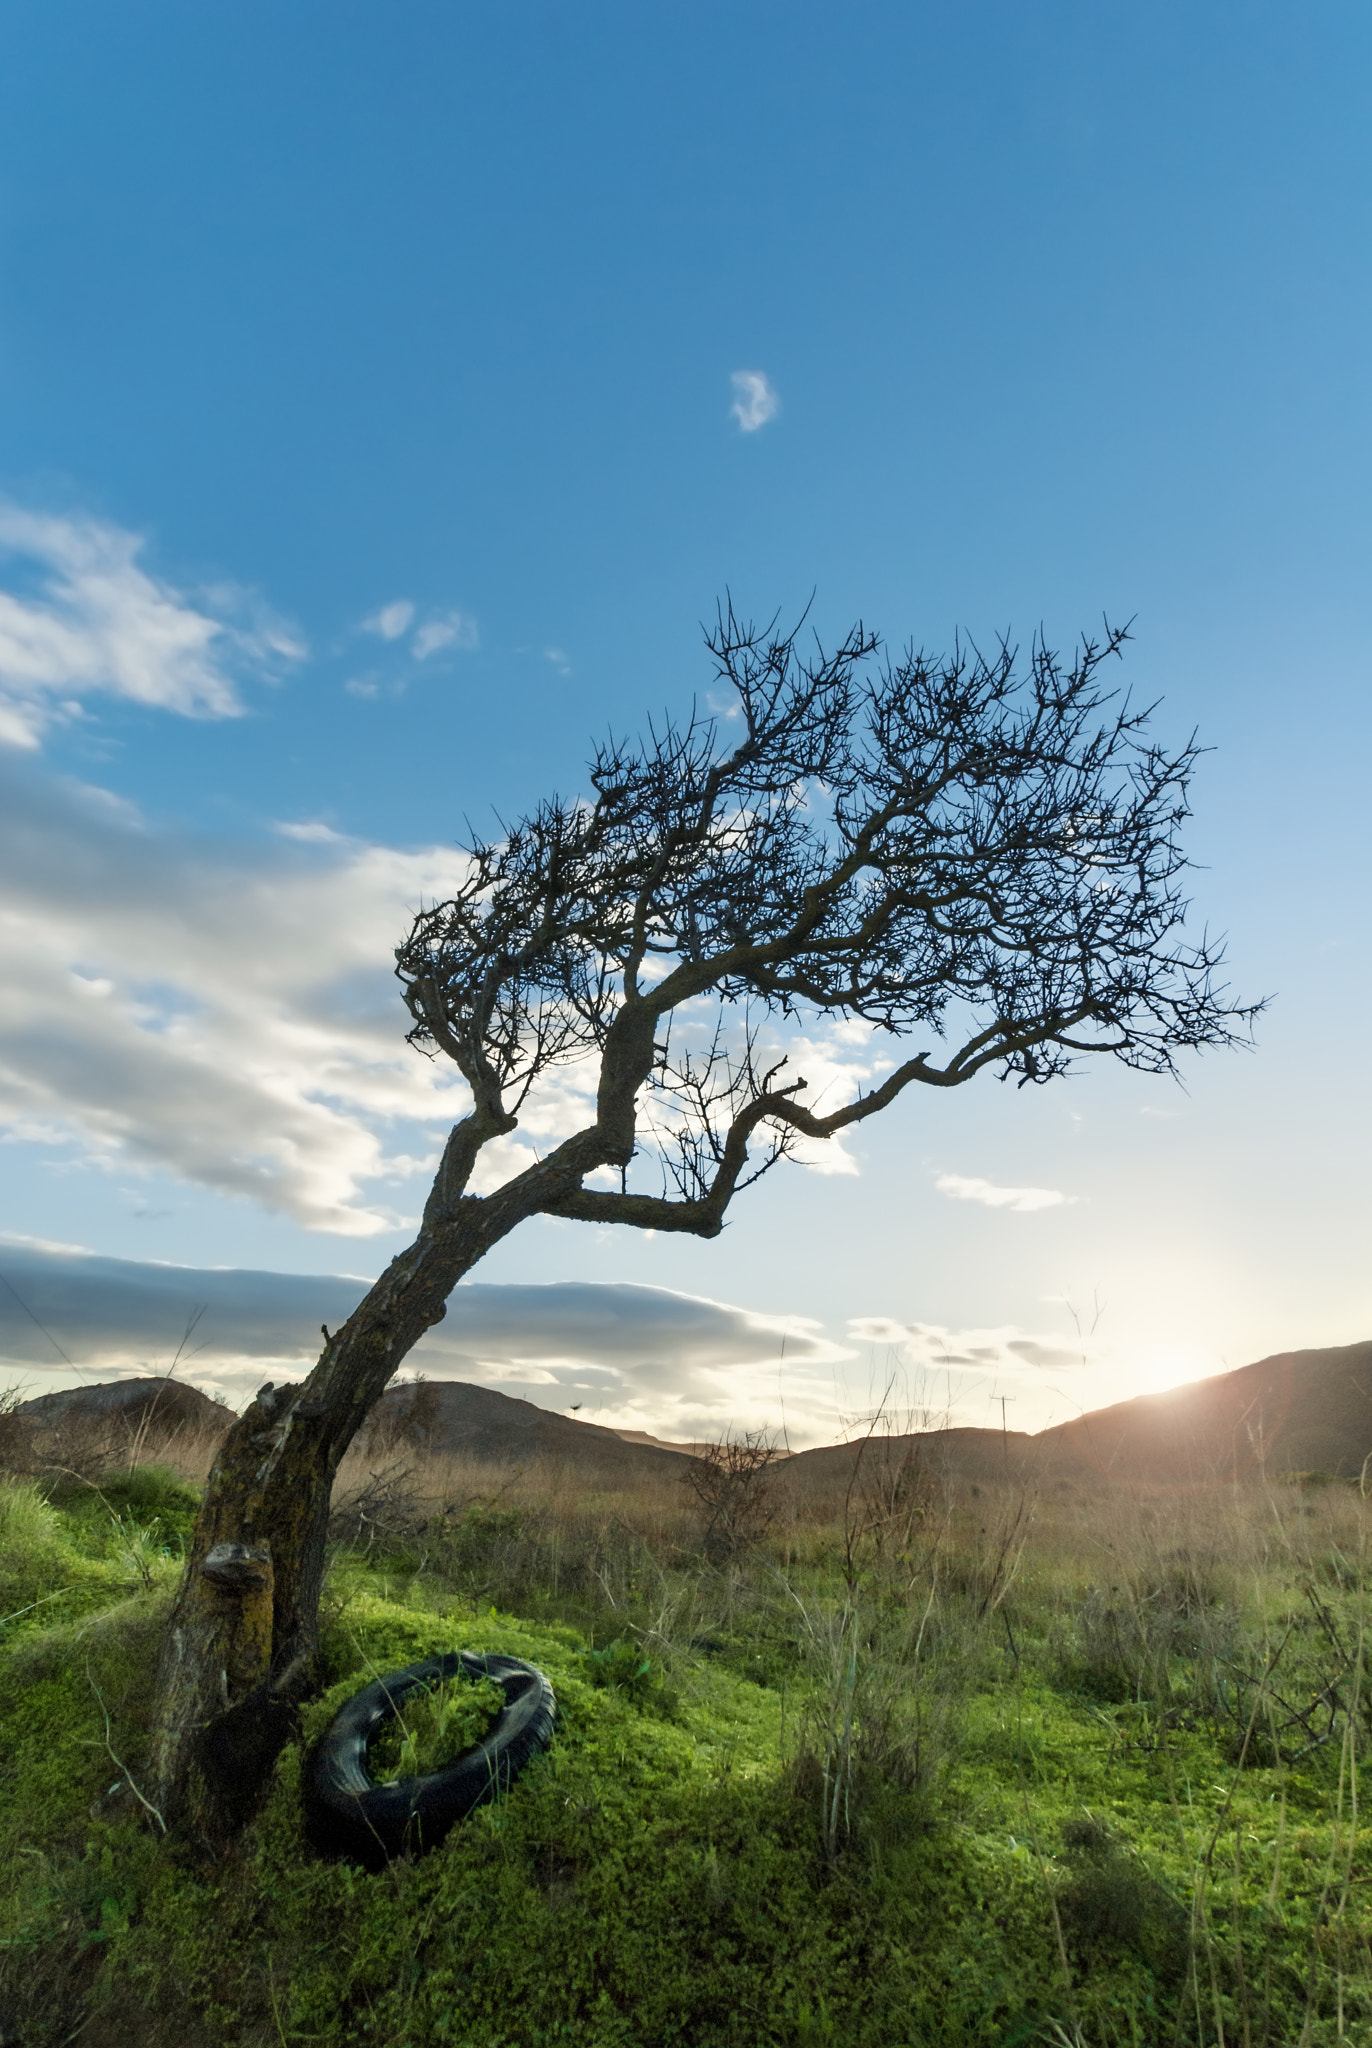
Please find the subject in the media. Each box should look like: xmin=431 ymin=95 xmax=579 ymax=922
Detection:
xmin=328 ymin=1458 xmax=429 ymax=1550
xmin=683 ymin=1429 xmax=782 ymax=1560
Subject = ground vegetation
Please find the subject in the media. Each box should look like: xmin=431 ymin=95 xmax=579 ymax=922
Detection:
xmin=1 ymin=1409 xmax=1367 ymax=2046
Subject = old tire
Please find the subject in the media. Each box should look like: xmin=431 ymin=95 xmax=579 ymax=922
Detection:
xmin=303 ymin=1649 xmax=556 ymax=1867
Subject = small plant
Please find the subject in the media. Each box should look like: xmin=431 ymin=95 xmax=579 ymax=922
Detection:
xmin=327 ymin=1457 xmax=425 ymax=1550
xmin=367 ymin=1671 xmax=505 ymax=1784
xmin=583 ymin=1637 xmax=655 ymax=1702
xmin=0 ymin=1473 xmax=63 ymax=1549
xmin=108 ymin=1516 xmax=178 ymax=1593
xmin=0 ymin=1475 xmax=72 ymax=1622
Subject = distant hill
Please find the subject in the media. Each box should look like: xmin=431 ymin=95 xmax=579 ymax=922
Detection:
xmin=364 ymin=1379 xmax=697 ymax=1484
xmin=15 ymin=1374 xmax=231 ymax=1440
xmin=10 ymin=1374 xmax=693 ymax=1484
xmin=782 ymin=1341 xmax=1372 ymax=1493
xmin=13 ymin=1338 xmax=1370 ymax=1488
xmin=783 ymin=1423 xmax=1034 ymax=1496
xmin=1033 ymin=1341 xmax=1372 ymax=1482
xmin=612 ymin=1427 xmax=794 ymax=1460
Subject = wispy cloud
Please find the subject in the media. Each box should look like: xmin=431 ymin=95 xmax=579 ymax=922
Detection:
xmin=0 ymin=503 xmax=303 ymax=748
xmin=275 ymin=820 xmax=345 ymax=845
xmin=847 ymin=1315 xmax=1090 ymax=1376
xmin=362 ymin=599 xmax=415 ymax=641
xmin=412 ymin=610 xmax=478 ymax=660
xmin=729 ymin=369 xmax=780 ymax=433
xmin=841 ymin=1312 xmax=1227 ymax=1433
xmin=0 ymin=757 xmax=472 ymax=1233
xmin=934 ymin=1172 xmax=1076 ymax=1213
xmin=359 ymin=600 xmax=477 ymax=663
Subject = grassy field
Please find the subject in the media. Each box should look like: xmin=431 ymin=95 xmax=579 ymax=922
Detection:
xmin=0 ymin=1415 xmax=1368 ymax=2046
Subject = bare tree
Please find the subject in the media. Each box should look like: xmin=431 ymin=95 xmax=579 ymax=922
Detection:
xmin=149 ymin=604 xmax=1259 ymax=1845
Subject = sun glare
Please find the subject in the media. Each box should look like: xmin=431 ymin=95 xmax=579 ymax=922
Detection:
xmin=1120 ymin=1346 xmax=1219 ymax=1401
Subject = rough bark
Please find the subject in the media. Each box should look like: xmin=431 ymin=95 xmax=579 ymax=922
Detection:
xmin=149 ymin=1105 xmax=634 ymax=1848
xmin=148 ymin=1201 xmax=494 ymax=1846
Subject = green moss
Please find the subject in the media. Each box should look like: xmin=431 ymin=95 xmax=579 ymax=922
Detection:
xmin=1 ymin=1483 xmax=1370 ymax=2046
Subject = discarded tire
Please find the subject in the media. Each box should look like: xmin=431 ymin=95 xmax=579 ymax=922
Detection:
xmin=303 ymin=1649 xmax=556 ymax=1867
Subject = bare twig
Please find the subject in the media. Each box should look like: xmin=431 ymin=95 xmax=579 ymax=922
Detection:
xmin=84 ymin=1664 xmax=165 ymax=1833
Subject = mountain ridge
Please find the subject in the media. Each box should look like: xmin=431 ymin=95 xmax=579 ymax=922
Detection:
xmin=11 ymin=1337 xmax=1371 ymax=1483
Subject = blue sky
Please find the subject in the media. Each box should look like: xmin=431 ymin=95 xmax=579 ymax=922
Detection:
xmin=0 ymin=3 xmax=1368 ymax=1442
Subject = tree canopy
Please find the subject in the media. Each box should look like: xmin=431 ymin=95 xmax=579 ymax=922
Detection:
xmin=395 ymin=603 xmax=1255 ymax=1240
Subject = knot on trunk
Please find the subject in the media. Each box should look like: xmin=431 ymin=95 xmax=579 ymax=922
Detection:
xmin=202 ymin=1541 xmax=273 ymax=1593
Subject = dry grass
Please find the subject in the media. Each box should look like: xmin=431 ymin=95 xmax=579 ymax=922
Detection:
xmin=0 ymin=1386 xmax=229 ymax=1497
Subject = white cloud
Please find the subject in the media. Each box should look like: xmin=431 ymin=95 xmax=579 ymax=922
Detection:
xmin=275 ymin=820 xmax=345 ymax=845
xmin=844 ymin=1316 xmax=1103 ymax=1421
xmin=362 ymin=600 xmax=415 ymax=641
xmin=544 ymin=647 xmax=572 ymax=676
xmin=412 ymin=610 xmax=478 ymax=660
xmin=0 ymin=757 xmax=903 ymax=1244
xmin=0 ymin=757 xmax=471 ymax=1233
xmin=730 ymin=369 xmax=780 ymax=433
xmin=0 ymin=1249 xmax=1227 ymax=1443
xmin=0 ymin=1245 xmax=850 ymax=1441
xmin=0 ymin=504 xmax=303 ymax=748
xmin=359 ymin=601 xmax=477 ymax=662
xmin=934 ymin=1172 xmax=1076 ymax=1213
xmin=764 ymin=1015 xmax=893 ymax=1176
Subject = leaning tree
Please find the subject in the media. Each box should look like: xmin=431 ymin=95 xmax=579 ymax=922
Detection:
xmin=149 ymin=605 xmax=1257 ymax=1845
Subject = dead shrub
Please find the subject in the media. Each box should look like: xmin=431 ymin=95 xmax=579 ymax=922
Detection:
xmin=684 ymin=1429 xmax=781 ymax=1560
xmin=327 ymin=1458 xmax=430 ymax=1550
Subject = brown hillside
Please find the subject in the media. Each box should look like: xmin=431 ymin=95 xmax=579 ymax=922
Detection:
xmin=16 ymin=1375 xmax=231 ymax=1440
xmin=15 ymin=1339 xmax=1369 ymax=1493
xmin=365 ymin=1379 xmax=698 ymax=1483
xmin=1034 ymin=1340 xmax=1372 ymax=1482
xmin=784 ymin=1423 xmax=1034 ymax=1498
xmin=7 ymin=1375 xmax=232 ymax=1476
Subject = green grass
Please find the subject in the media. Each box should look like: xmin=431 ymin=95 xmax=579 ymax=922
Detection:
xmin=0 ymin=1463 xmax=1368 ymax=2046
xmin=367 ymin=1668 xmax=507 ymax=1785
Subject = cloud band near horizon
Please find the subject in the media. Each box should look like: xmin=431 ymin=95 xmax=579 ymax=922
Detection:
xmin=0 ymin=1239 xmax=1123 ymax=1443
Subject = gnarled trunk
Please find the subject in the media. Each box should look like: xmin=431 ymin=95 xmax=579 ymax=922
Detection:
xmin=147 ymin=1014 xmax=651 ymax=1850
xmin=148 ymin=1209 xmax=485 ymax=1849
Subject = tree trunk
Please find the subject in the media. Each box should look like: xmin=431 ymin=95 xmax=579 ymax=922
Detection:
xmin=149 ymin=1204 xmax=488 ymax=1849
xmin=148 ymin=1015 xmax=650 ymax=1850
